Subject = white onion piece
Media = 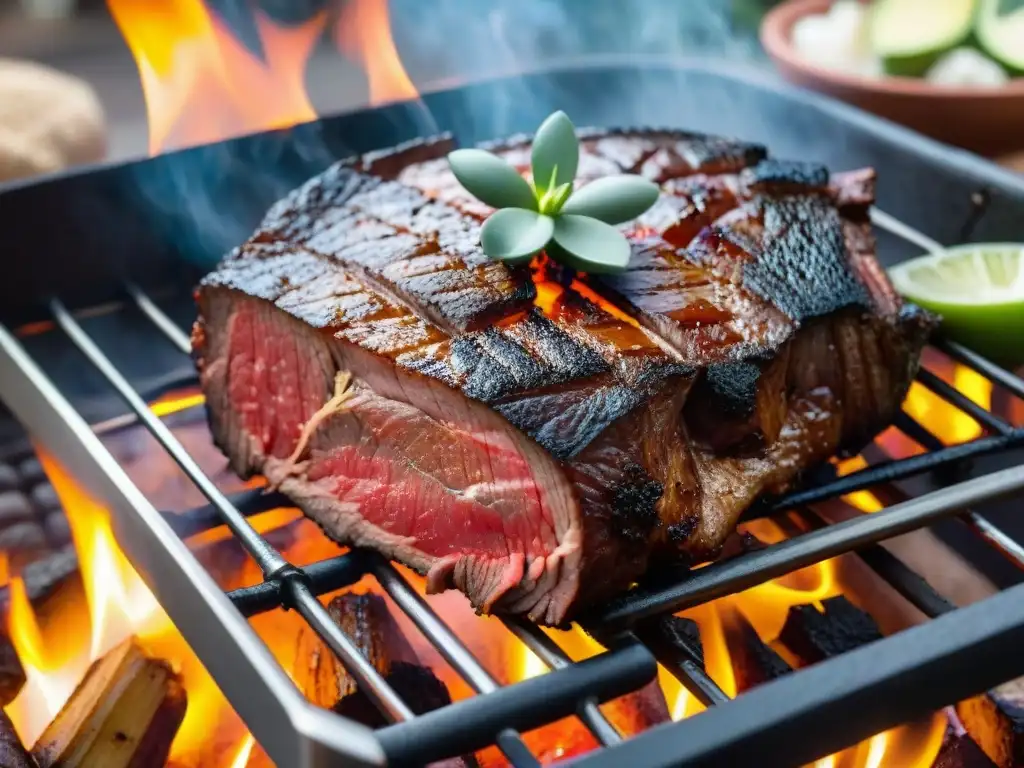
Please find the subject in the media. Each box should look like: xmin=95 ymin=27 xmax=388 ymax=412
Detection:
xmin=926 ymin=47 xmax=1009 ymax=87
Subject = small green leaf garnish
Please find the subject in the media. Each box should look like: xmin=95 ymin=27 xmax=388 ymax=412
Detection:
xmin=446 ymin=110 xmax=660 ymax=273
xmin=448 ymin=149 xmax=538 ymax=211
xmin=560 ymin=175 xmax=660 ymax=225
xmin=552 ymin=215 xmax=632 ymax=274
xmin=480 ymin=208 xmax=554 ymax=264
xmin=531 ymin=111 xmax=579 ymax=194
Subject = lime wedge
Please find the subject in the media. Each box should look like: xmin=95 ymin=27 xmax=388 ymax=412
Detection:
xmin=976 ymin=0 xmax=1024 ymax=75
xmin=889 ymin=243 xmax=1024 ymax=366
xmin=869 ymin=0 xmax=979 ymax=77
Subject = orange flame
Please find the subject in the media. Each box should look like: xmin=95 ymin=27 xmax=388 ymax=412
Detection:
xmin=3 ymin=449 xmax=248 ymax=765
xmin=107 ymin=0 xmax=325 ymax=155
xmin=336 ymin=0 xmax=420 ymax=105
xmin=646 ymin=518 xmax=945 ymax=767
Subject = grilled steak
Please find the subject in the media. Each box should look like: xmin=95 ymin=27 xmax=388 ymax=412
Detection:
xmin=193 ymin=128 xmax=935 ymax=625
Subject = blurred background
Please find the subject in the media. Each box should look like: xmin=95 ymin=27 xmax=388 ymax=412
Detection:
xmin=0 ymin=0 xmax=776 ymax=164
xmin=1 ymin=0 xmax=1022 ymax=178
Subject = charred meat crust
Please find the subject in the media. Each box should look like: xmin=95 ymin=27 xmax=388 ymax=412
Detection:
xmin=194 ymin=125 xmax=935 ymax=624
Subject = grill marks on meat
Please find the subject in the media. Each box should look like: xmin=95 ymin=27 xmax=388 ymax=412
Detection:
xmin=196 ymin=137 xmax=694 ymax=623
xmin=195 ymin=127 xmax=934 ymax=624
xmin=397 ymin=128 xmax=934 ymax=565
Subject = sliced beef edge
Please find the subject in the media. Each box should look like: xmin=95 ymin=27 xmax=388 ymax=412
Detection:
xmin=194 ymin=282 xmax=689 ymax=624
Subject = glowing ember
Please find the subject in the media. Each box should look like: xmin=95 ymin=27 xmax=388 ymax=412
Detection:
xmin=335 ymin=0 xmax=420 ymax=105
xmin=107 ymin=0 xmax=325 ymax=155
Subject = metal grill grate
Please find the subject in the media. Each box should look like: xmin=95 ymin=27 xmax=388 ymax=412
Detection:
xmin=0 ymin=208 xmax=1022 ymax=768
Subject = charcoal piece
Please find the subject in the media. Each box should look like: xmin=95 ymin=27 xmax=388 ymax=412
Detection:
xmin=0 ymin=546 xmax=79 ymax=620
xmin=0 ymin=710 xmax=35 ymax=768
xmin=0 ymin=465 xmax=18 ymax=494
xmin=957 ymin=677 xmax=1024 ymax=768
xmin=0 ymin=522 xmax=47 ymax=553
xmin=778 ymin=596 xmax=883 ymax=664
xmin=29 ymin=484 xmax=61 ymax=516
xmin=932 ymin=733 xmax=998 ymax=768
xmin=0 ymin=493 xmax=34 ymax=528
xmin=655 ymin=615 xmax=704 ymax=668
xmin=720 ymin=606 xmax=790 ymax=692
xmin=0 ymin=634 xmax=26 ymax=706
xmin=15 ymin=458 xmax=45 ymax=490
xmin=43 ymin=512 xmax=71 ymax=547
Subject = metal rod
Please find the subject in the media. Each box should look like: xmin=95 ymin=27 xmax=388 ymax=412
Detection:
xmin=915 ymin=368 xmax=1015 ymax=436
xmin=50 ymin=298 xmax=288 ymax=576
xmin=173 ymin=487 xmax=287 ymax=539
xmin=227 ymin=552 xmax=366 ymax=617
xmin=937 ymin=339 xmax=1024 ymax=401
xmin=376 ymin=642 xmax=656 ymax=768
xmin=595 ymin=464 xmax=1024 ymax=628
xmin=125 ymin=282 xmax=192 ymax=354
xmin=364 ymin=553 xmax=538 ymax=764
xmin=629 ymin=625 xmax=731 ymax=708
xmin=286 ymin=579 xmax=414 ymax=724
xmin=501 ymin=618 xmax=623 ymax=746
xmin=797 ymin=507 xmax=955 ymax=618
xmin=574 ymin=581 xmax=1024 ymax=768
xmin=870 ymin=207 xmax=944 ymax=254
xmin=769 ymin=429 xmax=1024 ymax=512
xmin=897 ymin=414 xmax=1024 ymax=569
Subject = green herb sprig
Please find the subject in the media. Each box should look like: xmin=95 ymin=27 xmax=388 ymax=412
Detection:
xmin=447 ymin=111 xmax=659 ymax=274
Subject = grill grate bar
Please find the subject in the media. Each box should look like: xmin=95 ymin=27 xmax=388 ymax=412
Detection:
xmin=915 ymin=368 xmax=1015 ymax=436
xmin=365 ymin=551 xmax=519 ymax=696
xmin=870 ymin=207 xmax=943 ymax=253
xmin=125 ymin=282 xmax=192 ymax=355
xmin=795 ymin=507 xmax=956 ymax=619
xmin=291 ymin=578 xmax=414 ymax=723
xmin=501 ymin=618 xmax=623 ymax=745
xmin=626 ymin=626 xmax=730 ymax=708
xmin=937 ymin=339 xmax=1024 ymax=400
xmin=594 ymin=465 xmax=1024 ymax=628
xmin=50 ymin=298 xmax=289 ymax=577
xmin=767 ymin=427 xmax=1024 ymax=512
xmin=229 ymin=552 xmax=365 ymax=617
xmin=898 ymin=414 xmax=1024 ymax=569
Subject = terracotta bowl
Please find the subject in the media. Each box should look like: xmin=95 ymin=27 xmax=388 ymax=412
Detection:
xmin=760 ymin=0 xmax=1024 ymax=155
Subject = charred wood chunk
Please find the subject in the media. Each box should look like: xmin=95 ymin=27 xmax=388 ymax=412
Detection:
xmin=778 ymin=596 xmax=883 ymax=664
xmin=957 ymin=677 xmax=1024 ymax=768
xmin=652 ymin=615 xmax=704 ymax=669
xmin=932 ymin=733 xmax=998 ymax=768
xmin=296 ymin=594 xmax=439 ymax=716
xmin=0 ymin=710 xmax=36 ymax=768
xmin=43 ymin=512 xmax=71 ymax=548
xmin=720 ymin=606 xmax=790 ymax=692
xmin=32 ymin=638 xmax=187 ymax=768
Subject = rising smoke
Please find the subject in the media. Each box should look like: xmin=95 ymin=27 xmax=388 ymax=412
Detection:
xmin=130 ymin=0 xmax=773 ymax=270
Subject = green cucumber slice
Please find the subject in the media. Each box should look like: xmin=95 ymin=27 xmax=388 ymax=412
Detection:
xmin=976 ymin=0 xmax=1024 ymax=75
xmin=869 ymin=0 xmax=979 ymax=76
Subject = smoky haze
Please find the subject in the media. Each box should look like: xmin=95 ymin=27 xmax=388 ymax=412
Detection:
xmin=132 ymin=0 xmax=769 ymax=269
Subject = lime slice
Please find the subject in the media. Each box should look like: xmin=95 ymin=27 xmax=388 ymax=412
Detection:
xmin=976 ymin=0 xmax=1024 ymax=75
xmin=889 ymin=243 xmax=1024 ymax=366
xmin=869 ymin=0 xmax=979 ymax=77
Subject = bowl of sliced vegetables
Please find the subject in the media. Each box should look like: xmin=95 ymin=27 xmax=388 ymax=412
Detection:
xmin=761 ymin=0 xmax=1024 ymax=155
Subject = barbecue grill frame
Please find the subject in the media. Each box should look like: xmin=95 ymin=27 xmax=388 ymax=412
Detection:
xmin=1 ymin=60 xmax=1024 ymax=767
